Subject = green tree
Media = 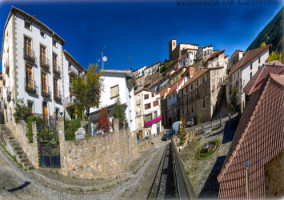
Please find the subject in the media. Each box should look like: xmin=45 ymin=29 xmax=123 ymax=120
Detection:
xmin=268 ymin=51 xmax=279 ymax=62
xmin=197 ymin=110 xmax=202 ymax=125
xmin=279 ymin=52 xmax=282 ymax=62
xmin=160 ymin=60 xmax=173 ymax=75
xmin=113 ymin=97 xmax=125 ymax=125
xmin=230 ymin=84 xmax=239 ymax=112
xmin=177 ymin=116 xmax=187 ymax=146
xmin=70 ymin=64 xmax=103 ymax=134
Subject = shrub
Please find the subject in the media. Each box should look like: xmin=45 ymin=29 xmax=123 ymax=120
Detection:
xmin=26 ymin=115 xmax=35 ymax=143
xmin=40 ymin=128 xmax=50 ymax=141
xmin=97 ymin=107 xmax=111 ymax=132
xmin=13 ymin=99 xmax=32 ymax=123
xmin=65 ymin=118 xmax=81 ymax=140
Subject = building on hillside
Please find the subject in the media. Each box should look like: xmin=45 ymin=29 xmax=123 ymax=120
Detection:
xmin=179 ymin=67 xmax=224 ymax=123
xmin=166 ymin=51 xmax=195 ymax=75
xmin=196 ymin=44 xmax=213 ymax=61
xmin=168 ymin=39 xmax=198 ymax=61
xmin=218 ymin=73 xmax=284 ymax=199
xmin=1 ymin=7 xmax=69 ymax=130
xmin=165 ymin=76 xmax=188 ymax=126
xmin=228 ymin=49 xmax=243 ymax=72
xmin=144 ymin=62 xmax=162 ymax=77
xmin=169 ymin=67 xmax=188 ymax=86
xmin=134 ymin=88 xmax=162 ymax=138
xmin=133 ymin=65 xmax=147 ymax=79
xmin=226 ymin=45 xmax=270 ymax=112
xmin=89 ymin=69 xmax=137 ymax=133
xmin=148 ymin=73 xmax=170 ymax=92
xmin=204 ymin=50 xmax=228 ymax=77
xmin=0 ymin=72 xmax=4 ymax=123
xmin=243 ymin=60 xmax=284 ymax=100
xmin=158 ymin=87 xmax=169 ymax=127
xmin=62 ymin=51 xmax=85 ymax=119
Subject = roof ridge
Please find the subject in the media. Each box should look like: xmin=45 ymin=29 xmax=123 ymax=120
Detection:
xmin=218 ymin=76 xmax=271 ymax=182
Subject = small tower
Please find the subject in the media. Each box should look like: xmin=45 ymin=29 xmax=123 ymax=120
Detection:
xmin=169 ymin=39 xmax=177 ymax=61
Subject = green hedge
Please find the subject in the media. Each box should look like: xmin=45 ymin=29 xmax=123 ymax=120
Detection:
xmin=65 ymin=118 xmax=81 ymax=140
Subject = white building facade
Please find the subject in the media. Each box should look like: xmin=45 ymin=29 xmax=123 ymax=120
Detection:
xmin=89 ymin=69 xmax=137 ymax=132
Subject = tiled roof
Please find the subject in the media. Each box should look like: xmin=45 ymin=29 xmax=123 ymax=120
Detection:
xmin=167 ymin=76 xmax=186 ymax=96
xmin=158 ymin=87 xmax=169 ymax=97
xmin=231 ymin=49 xmax=243 ymax=57
xmin=179 ymin=68 xmax=209 ymax=91
xmin=204 ymin=50 xmax=225 ymax=66
xmin=228 ymin=45 xmax=271 ymax=77
xmin=218 ymin=73 xmax=284 ymax=199
xmin=170 ymin=66 xmax=187 ymax=77
xmin=244 ymin=60 xmax=284 ymax=96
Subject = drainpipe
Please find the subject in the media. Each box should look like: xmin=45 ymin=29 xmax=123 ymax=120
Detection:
xmin=245 ymin=161 xmax=250 ymax=199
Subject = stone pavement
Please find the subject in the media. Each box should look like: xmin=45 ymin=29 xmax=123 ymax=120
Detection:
xmin=0 ymin=134 xmax=167 ymax=200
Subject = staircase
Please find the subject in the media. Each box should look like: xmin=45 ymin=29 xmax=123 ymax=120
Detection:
xmin=0 ymin=124 xmax=34 ymax=170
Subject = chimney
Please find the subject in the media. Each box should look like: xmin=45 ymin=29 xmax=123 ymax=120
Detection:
xmin=273 ymin=63 xmax=275 ymax=74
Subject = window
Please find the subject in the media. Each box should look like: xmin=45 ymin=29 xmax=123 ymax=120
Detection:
xmin=145 ymin=114 xmax=152 ymax=122
xmin=153 ymin=111 xmax=157 ymax=119
xmin=55 ymin=108 xmax=59 ymax=121
xmin=24 ymin=37 xmax=32 ymax=56
xmin=53 ymin=53 xmax=58 ymax=70
xmin=41 ymin=72 xmax=47 ymax=93
xmin=145 ymin=103 xmax=151 ymax=110
xmin=26 ymin=65 xmax=33 ymax=88
xmin=152 ymin=93 xmax=154 ymax=98
xmin=203 ymin=96 xmax=205 ymax=108
xmin=250 ymin=72 xmax=252 ymax=79
xmin=250 ymin=62 xmax=252 ymax=70
xmin=153 ymin=100 xmax=159 ymax=107
xmin=258 ymin=57 xmax=260 ymax=64
xmin=110 ymin=85 xmax=119 ymax=99
xmin=40 ymin=45 xmax=47 ymax=65
xmin=25 ymin=21 xmax=31 ymax=30
xmin=144 ymin=94 xmax=149 ymax=100
xmin=40 ymin=30 xmax=45 ymax=38
xmin=53 ymin=39 xmax=57 ymax=47
xmin=54 ymin=78 xmax=59 ymax=97
xmin=28 ymin=101 xmax=33 ymax=113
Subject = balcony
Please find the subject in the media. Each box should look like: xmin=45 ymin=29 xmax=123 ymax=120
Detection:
xmin=4 ymin=61 xmax=9 ymax=75
xmin=53 ymin=65 xmax=61 ymax=77
xmin=25 ymin=80 xmax=37 ymax=94
xmin=136 ymin=111 xmax=141 ymax=117
xmin=144 ymin=115 xmax=162 ymax=126
xmin=65 ymin=96 xmax=75 ymax=107
xmin=24 ymin=48 xmax=35 ymax=63
xmin=40 ymin=57 xmax=50 ymax=71
xmin=54 ymin=91 xmax=62 ymax=103
xmin=136 ymin=99 xmax=141 ymax=105
xmin=68 ymin=65 xmax=79 ymax=76
xmin=41 ymin=87 xmax=51 ymax=99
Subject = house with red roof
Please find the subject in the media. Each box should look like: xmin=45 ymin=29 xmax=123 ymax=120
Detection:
xmin=226 ymin=45 xmax=270 ymax=112
xmin=218 ymin=73 xmax=284 ymax=199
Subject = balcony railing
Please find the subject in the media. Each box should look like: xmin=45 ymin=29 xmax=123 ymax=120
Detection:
xmin=25 ymin=80 xmax=37 ymax=94
xmin=54 ymin=91 xmax=62 ymax=103
xmin=41 ymin=86 xmax=51 ymax=98
xmin=40 ymin=57 xmax=50 ymax=71
xmin=53 ymin=65 xmax=61 ymax=77
xmin=136 ymin=111 xmax=141 ymax=117
xmin=24 ymin=48 xmax=35 ymax=63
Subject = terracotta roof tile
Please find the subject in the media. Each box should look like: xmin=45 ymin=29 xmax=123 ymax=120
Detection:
xmin=243 ymin=60 xmax=284 ymax=96
xmin=231 ymin=49 xmax=243 ymax=57
xmin=158 ymin=87 xmax=168 ymax=97
xmin=167 ymin=76 xmax=186 ymax=96
xmin=218 ymin=73 xmax=284 ymax=199
xmin=228 ymin=45 xmax=271 ymax=77
xmin=180 ymin=68 xmax=209 ymax=91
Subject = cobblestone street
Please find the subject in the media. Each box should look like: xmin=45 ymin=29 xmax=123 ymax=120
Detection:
xmin=0 ymin=135 xmax=172 ymax=200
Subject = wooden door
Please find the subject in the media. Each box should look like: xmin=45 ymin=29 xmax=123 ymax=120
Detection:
xmin=43 ymin=102 xmax=48 ymax=121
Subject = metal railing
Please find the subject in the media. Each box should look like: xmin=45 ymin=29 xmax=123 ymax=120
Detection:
xmin=171 ymin=139 xmax=196 ymax=199
xmin=40 ymin=57 xmax=50 ymax=71
xmin=53 ymin=64 xmax=61 ymax=77
xmin=24 ymin=48 xmax=35 ymax=63
xmin=25 ymin=80 xmax=37 ymax=94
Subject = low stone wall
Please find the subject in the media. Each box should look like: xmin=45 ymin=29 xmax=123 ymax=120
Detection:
xmin=59 ymin=119 xmax=139 ymax=179
xmin=13 ymin=121 xmax=39 ymax=168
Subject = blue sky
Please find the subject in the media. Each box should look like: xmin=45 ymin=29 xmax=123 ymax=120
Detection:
xmin=0 ymin=0 xmax=283 ymax=71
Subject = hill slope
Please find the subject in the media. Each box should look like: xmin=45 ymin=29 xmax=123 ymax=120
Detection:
xmin=246 ymin=6 xmax=284 ymax=56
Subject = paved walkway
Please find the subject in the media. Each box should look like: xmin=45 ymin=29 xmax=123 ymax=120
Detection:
xmin=0 ymin=135 xmax=167 ymax=200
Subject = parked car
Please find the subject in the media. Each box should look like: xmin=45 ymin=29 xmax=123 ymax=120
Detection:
xmin=162 ymin=130 xmax=174 ymax=141
xmin=186 ymin=118 xmax=195 ymax=127
xmin=172 ymin=121 xmax=182 ymax=133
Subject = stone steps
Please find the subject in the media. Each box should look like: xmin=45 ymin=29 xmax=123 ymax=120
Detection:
xmin=0 ymin=124 xmax=34 ymax=170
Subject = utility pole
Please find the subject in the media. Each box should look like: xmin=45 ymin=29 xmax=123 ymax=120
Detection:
xmin=245 ymin=161 xmax=250 ymax=199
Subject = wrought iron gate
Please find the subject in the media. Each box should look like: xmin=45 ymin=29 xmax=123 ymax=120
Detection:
xmin=37 ymin=117 xmax=61 ymax=168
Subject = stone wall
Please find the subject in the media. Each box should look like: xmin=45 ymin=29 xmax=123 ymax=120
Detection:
xmin=265 ymin=149 xmax=284 ymax=198
xmin=59 ymin=119 xmax=139 ymax=179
